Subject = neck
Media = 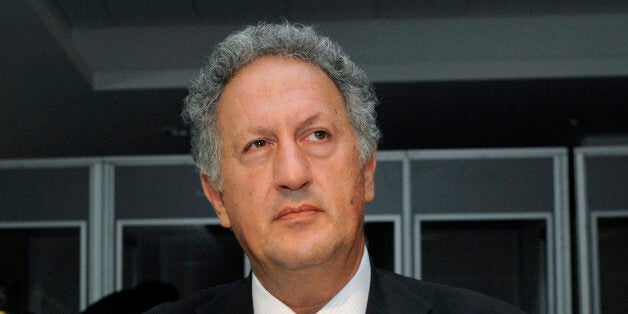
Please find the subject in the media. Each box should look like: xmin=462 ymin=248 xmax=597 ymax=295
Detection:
xmin=253 ymin=242 xmax=365 ymax=314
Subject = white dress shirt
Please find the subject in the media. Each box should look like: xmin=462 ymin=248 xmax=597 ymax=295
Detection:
xmin=252 ymin=248 xmax=372 ymax=314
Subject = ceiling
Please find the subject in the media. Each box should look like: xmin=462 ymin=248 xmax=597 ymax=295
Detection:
xmin=54 ymin=0 xmax=628 ymax=28
xmin=1 ymin=0 xmax=627 ymax=159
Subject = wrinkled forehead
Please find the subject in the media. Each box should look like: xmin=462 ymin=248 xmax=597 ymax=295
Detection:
xmin=218 ymin=56 xmax=344 ymax=110
xmin=213 ymin=56 xmax=356 ymax=143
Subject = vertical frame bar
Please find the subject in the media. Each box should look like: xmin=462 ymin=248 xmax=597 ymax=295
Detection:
xmin=79 ymin=222 xmax=87 ymax=310
xmin=88 ymin=162 xmax=116 ymax=303
xmin=553 ymin=152 xmax=572 ymax=314
xmin=88 ymin=162 xmax=103 ymax=303
xmin=413 ymin=215 xmax=422 ymax=279
xmin=402 ymin=154 xmax=413 ymax=277
xmin=574 ymin=151 xmax=591 ymax=314
xmin=590 ymin=212 xmax=601 ymax=314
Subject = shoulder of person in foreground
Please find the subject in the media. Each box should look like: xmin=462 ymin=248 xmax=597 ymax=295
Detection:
xmin=143 ymin=277 xmax=252 ymax=314
xmin=369 ymin=268 xmax=526 ymax=314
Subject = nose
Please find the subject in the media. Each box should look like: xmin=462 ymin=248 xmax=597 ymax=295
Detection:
xmin=272 ymin=140 xmax=312 ymax=191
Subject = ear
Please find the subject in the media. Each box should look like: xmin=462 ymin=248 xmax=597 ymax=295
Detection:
xmin=200 ymin=174 xmax=232 ymax=228
xmin=363 ymin=152 xmax=377 ymax=203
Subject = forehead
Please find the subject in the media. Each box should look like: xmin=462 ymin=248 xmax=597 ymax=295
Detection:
xmin=216 ymin=56 xmax=346 ymax=124
xmin=226 ymin=56 xmax=340 ymax=98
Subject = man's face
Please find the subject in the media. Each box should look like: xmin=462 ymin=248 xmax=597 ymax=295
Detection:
xmin=201 ymin=56 xmax=376 ymax=271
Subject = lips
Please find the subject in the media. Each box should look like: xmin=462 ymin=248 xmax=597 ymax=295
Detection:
xmin=274 ymin=204 xmax=322 ymax=221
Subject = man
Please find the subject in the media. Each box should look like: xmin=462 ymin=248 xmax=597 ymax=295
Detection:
xmin=148 ymin=23 xmax=524 ymax=313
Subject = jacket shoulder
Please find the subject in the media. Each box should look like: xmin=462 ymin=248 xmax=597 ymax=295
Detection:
xmin=371 ymin=269 xmax=525 ymax=314
xmin=144 ymin=277 xmax=252 ymax=314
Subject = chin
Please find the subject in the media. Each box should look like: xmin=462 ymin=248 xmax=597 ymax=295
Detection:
xmin=268 ymin=241 xmax=340 ymax=270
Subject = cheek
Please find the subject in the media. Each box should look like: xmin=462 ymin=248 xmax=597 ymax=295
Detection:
xmin=221 ymin=166 xmax=262 ymax=199
xmin=222 ymin=182 xmax=268 ymax=227
xmin=326 ymin=166 xmax=365 ymax=209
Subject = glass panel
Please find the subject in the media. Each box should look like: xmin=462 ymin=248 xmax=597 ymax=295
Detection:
xmin=0 ymin=168 xmax=89 ymax=220
xmin=586 ymin=156 xmax=628 ymax=210
xmin=364 ymin=221 xmax=395 ymax=271
xmin=122 ymin=225 xmax=244 ymax=298
xmin=597 ymin=217 xmax=628 ymax=313
xmin=115 ymin=166 xmax=212 ymax=219
xmin=411 ymin=158 xmax=554 ymax=213
xmin=0 ymin=228 xmax=81 ymax=313
xmin=420 ymin=220 xmax=547 ymax=314
xmin=366 ymin=160 xmax=403 ymax=214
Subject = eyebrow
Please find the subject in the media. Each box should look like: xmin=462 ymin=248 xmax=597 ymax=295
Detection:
xmin=298 ymin=112 xmax=323 ymax=129
xmin=246 ymin=112 xmax=323 ymax=135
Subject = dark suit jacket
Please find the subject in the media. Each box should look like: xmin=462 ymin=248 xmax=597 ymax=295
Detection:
xmin=146 ymin=268 xmax=525 ymax=313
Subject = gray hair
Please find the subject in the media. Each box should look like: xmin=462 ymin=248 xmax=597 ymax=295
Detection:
xmin=183 ymin=22 xmax=380 ymax=190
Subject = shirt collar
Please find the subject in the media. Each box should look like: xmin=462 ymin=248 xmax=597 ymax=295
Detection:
xmin=252 ymin=247 xmax=371 ymax=314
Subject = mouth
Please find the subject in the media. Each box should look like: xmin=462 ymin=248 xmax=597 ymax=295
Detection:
xmin=274 ymin=204 xmax=323 ymax=221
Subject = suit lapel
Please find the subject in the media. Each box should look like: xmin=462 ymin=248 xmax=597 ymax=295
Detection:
xmin=192 ymin=267 xmax=431 ymax=313
xmin=194 ymin=276 xmax=254 ymax=314
xmin=366 ymin=268 xmax=432 ymax=314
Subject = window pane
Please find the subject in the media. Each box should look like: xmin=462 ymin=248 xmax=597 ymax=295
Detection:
xmin=0 ymin=168 xmax=89 ymax=221
xmin=598 ymin=217 xmax=628 ymax=314
xmin=421 ymin=220 xmax=547 ymax=314
xmin=411 ymin=159 xmax=554 ymax=213
xmin=122 ymin=225 xmax=244 ymax=297
xmin=364 ymin=221 xmax=395 ymax=271
xmin=586 ymin=156 xmax=628 ymax=210
xmin=115 ymin=166 xmax=212 ymax=219
xmin=0 ymin=228 xmax=81 ymax=313
xmin=366 ymin=161 xmax=403 ymax=215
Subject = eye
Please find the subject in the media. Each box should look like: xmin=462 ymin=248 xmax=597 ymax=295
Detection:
xmin=246 ymin=139 xmax=267 ymax=151
xmin=307 ymin=130 xmax=329 ymax=141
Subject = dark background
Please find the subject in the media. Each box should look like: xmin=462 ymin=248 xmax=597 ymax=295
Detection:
xmin=1 ymin=1 xmax=627 ymax=158
xmin=3 ymin=78 xmax=626 ymax=158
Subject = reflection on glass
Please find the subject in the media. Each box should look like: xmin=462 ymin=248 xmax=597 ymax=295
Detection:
xmin=0 ymin=228 xmax=80 ymax=313
xmin=598 ymin=217 xmax=628 ymax=314
xmin=421 ymin=220 xmax=547 ymax=314
xmin=123 ymin=222 xmax=396 ymax=300
xmin=364 ymin=222 xmax=395 ymax=271
xmin=122 ymin=225 xmax=244 ymax=298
